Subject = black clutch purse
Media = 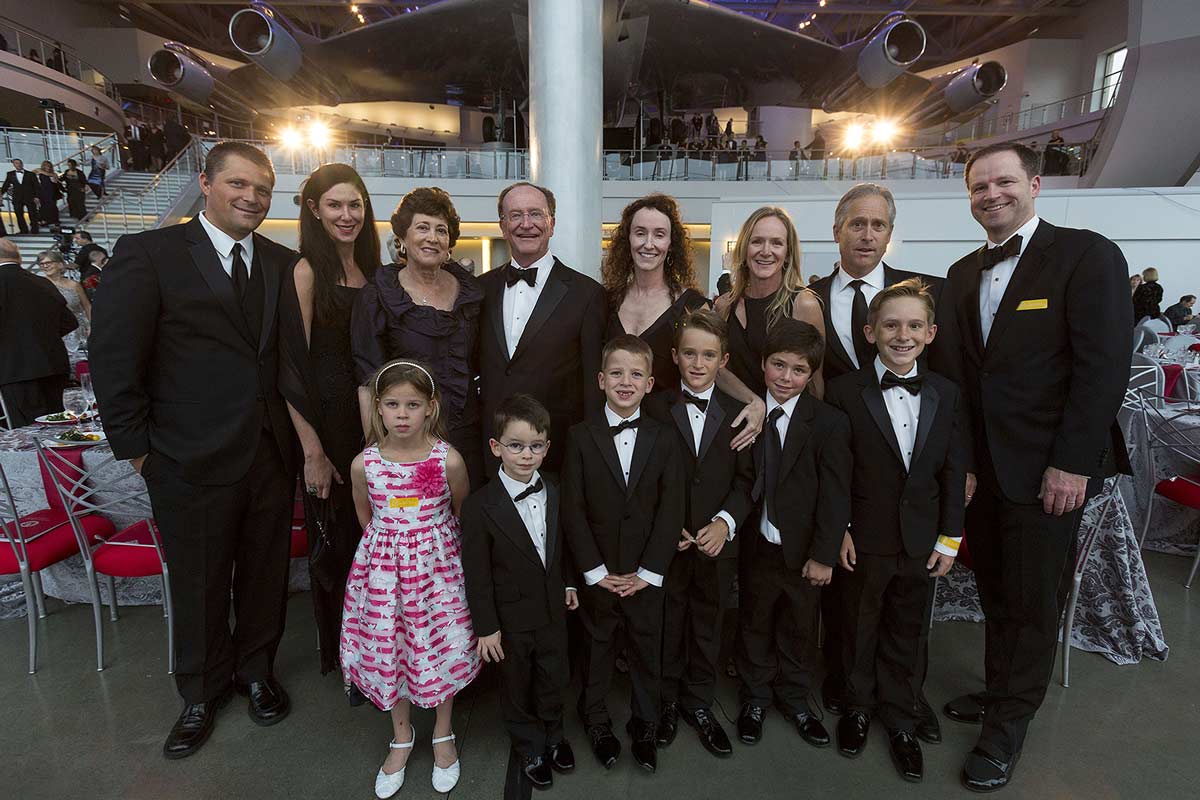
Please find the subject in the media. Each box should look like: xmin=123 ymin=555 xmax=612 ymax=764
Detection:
xmin=306 ymin=495 xmax=338 ymax=593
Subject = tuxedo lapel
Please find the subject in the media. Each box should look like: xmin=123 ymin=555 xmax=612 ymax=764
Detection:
xmin=964 ymin=251 xmax=987 ymax=359
xmin=818 ymin=275 xmax=856 ymax=375
xmin=697 ymin=391 xmax=726 ymax=464
xmin=626 ymin=422 xmax=657 ymax=498
xmin=860 ymin=371 xmax=906 ymax=468
xmin=482 ymin=480 xmax=544 ymax=569
xmin=544 ymin=482 xmax=561 ymax=574
xmin=779 ymin=395 xmax=813 ymax=480
xmin=185 ymin=218 xmax=254 ymax=347
xmin=911 ymin=379 xmax=940 ymax=467
xmin=485 ymin=274 xmax=509 ymax=363
xmin=255 ymin=237 xmax=282 ymax=355
xmin=984 ymin=221 xmax=1054 ymax=359
xmin=669 ymin=393 xmax=695 ymax=456
xmin=589 ymin=420 xmax=627 ymax=491
xmin=512 ymin=261 xmax=568 ymax=362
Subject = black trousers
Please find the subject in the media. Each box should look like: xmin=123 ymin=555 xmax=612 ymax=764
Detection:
xmin=967 ymin=472 xmax=1095 ymax=757
xmin=841 ymin=551 xmax=932 ymax=732
xmin=577 ymin=582 xmax=664 ymax=726
xmin=735 ymin=532 xmax=820 ymax=716
xmin=1 ymin=374 xmax=66 ymax=428
xmin=142 ymin=430 xmax=293 ymax=703
xmin=820 ymin=566 xmax=846 ymax=697
xmin=10 ymin=197 xmax=38 ymax=233
xmin=662 ymin=550 xmax=736 ymax=712
xmin=499 ymin=621 xmax=568 ymax=757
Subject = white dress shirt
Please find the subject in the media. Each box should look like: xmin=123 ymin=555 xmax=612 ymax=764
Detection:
xmin=979 ymin=215 xmax=1040 ymax=344
xmin=681 ymin=382 xmax=737 ymax=541
xmin=502 ymin=250 xmax=555 ymax=357
xmin=497 ymin=467 xmax=548 ymax=567
xmin=759 ymin=392 xmax=801 ymax=545
xmin=582 ymin=406 xmax=663 ymax=588
xmin=831 ymin=262 xmax=886 ymax=368
xmin=198 ymin=210 xmax=255 ymax=279
xmin=12 ymin=170 xmax=24 ymax=185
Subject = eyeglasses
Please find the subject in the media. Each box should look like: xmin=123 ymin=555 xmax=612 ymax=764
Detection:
xmin=503 ymin=210 xmax=548 ymax=225
xmin=499 ymin=440 xmax=548 ymax=455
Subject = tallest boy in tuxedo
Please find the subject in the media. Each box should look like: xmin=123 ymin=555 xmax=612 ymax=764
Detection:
xmin=809 ymin=183 xmax=944 ymax=743
xmin=932 ymin=143 xmax=1131 ymax=791
xmin=90 ymin=142 xmax=297 ymax=760
xmin=479 ymin=182 xmax=607 ymax=476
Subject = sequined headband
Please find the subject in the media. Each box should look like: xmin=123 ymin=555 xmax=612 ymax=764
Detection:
xmin=374 ymin=360 xmax=436 ymax=395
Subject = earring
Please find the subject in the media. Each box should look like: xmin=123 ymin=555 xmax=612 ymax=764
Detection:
xmin=398 ymin=241 xmax=407 ymax=256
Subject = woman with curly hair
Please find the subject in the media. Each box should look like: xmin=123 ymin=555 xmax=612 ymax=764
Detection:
xmin=351 ymin=186 xmax=485 ymax=489
xmin=602 ymin=193 xmax=708 ymax=394
xmin=713 ymin=206 xmax=827 ymax=447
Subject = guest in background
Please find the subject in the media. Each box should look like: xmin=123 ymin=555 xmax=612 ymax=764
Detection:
xmin=61 ymin=158 xmax=88 ymax=219
xmin=73 ymin=231 xmax=105 ymax=272
xmin=35 ymin=161 xmax=62 ymax=227
xmin=164 ymin=119 xmax=190 ymax=160
xmin=602 ymin=193 xmax=707 ymax=394
xmin=352 ymin=186 xmax=486 ymax=489
xmin=35 ymin=249 xmax=90 ymax=369
xmin=279 ymin=163 xmax=380 ymax=676
xmin=27 ymin=48 xmax=42 ymax=65
xmin=87 ymin=146 xmax=108 ymax=198
xmin=81 ymin=248 xmax=107 ymax=301
xmin=807 ymin=129 xmax=827 ymax=161
xmin=0 ymin=239 xmax=78 ymax=426
xmin=1129 ymin=274 xmax=1143 ymax=295
xmin=1164 ymin=295 xmax=1195 ymax=329
xmin=1132 ymin=267 xmax=1163 ymax=323
xmin=2 ymin=158 xmax=40 ymax=234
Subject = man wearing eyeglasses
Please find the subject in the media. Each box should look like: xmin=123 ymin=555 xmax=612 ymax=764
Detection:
xmin=0 ymin=238 xmax=78 ymax=426
xmin=478 ymin=182 xmax=607 ymax=477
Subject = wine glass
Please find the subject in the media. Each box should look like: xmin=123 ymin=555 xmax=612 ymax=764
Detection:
xmin=63 ymin=392 xmax=88 ymax=426
xmin=80 ymin=373 xmax=97 ymax=412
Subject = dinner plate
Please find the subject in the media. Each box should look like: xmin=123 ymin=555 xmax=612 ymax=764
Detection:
xmin=48 ymin=429 xmax=107 ymax=447
xmin=34 ymin=411 xmax=96 ymax=425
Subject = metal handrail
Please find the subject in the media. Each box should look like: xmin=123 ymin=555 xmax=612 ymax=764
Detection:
xmin=0 ymin=14 xmax=121 ymax=102
xmin=921 ymin=81 xmax=1121 ymax=147
xmin=91 ymin=137 xmax=204 ymax=244
xmin=52 ymin=133 xmax=118 ymax=173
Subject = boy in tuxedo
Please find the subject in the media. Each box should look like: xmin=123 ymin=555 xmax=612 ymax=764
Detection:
xmin=461 ymin=394 xmax=579 ymax=789
xmin=562 ymin=334 xmax=685 ymax=774
xmin=644 ymin=309 xmax=754 ymax=757
xmin=735 ymin=319 xmax=851 ymax=750
xmin=823 ymin=279 xmax=966 ymax=782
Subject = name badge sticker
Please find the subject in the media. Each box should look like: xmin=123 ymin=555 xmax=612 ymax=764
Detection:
xmin=1016 ymin=298 xmax=1048 ymax=311
xmin=389 ymin=496 xmax=420 ymax=510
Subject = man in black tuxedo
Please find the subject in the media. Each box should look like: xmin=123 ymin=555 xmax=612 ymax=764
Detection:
xmin=2 ymin=158 xmax=41 ymax=234
xmin=73 ymin=230 xmax=105 ymax=271
xmin=90 ymin=142 xmax=297 ymax=760
xmin=932 ymin=143 xmax=1131 ymax=791
xmin=0 ymin=239 xmax=78 ymax=426
xmin=809 ymin=183 xmax=944 ymax=741
xmin=478 ymin=182 xmax=607 ymax=476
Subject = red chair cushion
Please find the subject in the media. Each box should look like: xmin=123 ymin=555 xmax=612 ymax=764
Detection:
xmin=93 ymin=520 xmax=163 ymax=578
xmin=74 ymin=360 xmax=90 ymax=380
xmin=1155 ymin=475 xmax=1200 ymax=509
xmin=0 ymin=511 xmax=113 ymax=572
xmin=290 ymin=523 xmax=307 ymax=559
xmin=1189 ymin=344 xmax=1200 ymax=353
xmin=1162 ymin=363 xmax=1184 ymax=398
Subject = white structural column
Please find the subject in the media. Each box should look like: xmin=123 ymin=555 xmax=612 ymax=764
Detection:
xmin=528 ymin=0 xmax=603 ymax=279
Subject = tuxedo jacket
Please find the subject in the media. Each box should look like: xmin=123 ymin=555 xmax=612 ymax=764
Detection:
xmin=810 ymin=263 xmax=944 ymax=384
xmin=89 ymin=216 xmax=297 ymax=485
xmin=478 ymin=259 xmax=606 ymax=473
xmin=930 ymin=219 xmax=1132 ymax=504
xmin=643 ymin=387 xmax=755 ymax=560
xmin=0 ymin=263 xmax=77 ymax=383
xmin=461 ymin=476 xmax=567 ymax=637
xmin=561 ymin=412 xmax=685 ymax=579
xmin=824 ymin=367 xmax=967 ymax=558
xmin=1 ymin=171 xmax=39 ymax=204
xmin=751 ymin=393 xmax=852 ymax=569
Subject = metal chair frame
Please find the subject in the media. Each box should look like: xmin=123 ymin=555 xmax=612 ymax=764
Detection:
xmin=34 ymin=440 xmax=174 ymax=673
xmin=0 ymin=388 xmax=12 ymax=430
xmin=1060 ymin=477 xmax=1121 ymax=687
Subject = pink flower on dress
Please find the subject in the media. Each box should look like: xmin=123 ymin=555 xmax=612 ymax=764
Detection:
xmin=412 ymin=459 xmax=445 ymax=497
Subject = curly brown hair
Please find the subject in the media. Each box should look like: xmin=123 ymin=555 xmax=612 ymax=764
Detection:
xmin=602 ymin=193 xmax=696 ymax=308
xmin=390 ymin=186 xmax=461 ymax=248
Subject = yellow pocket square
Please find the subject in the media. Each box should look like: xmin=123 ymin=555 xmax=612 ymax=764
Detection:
xmin=1016 ymin=298 xmax=1048 ymax=311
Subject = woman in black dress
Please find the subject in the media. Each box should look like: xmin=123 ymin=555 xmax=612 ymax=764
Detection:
xmin=279 ymin=163 xmax=380 ymax=675
xmin=60 ymin=159 xmax=87 ymax=219
xmin=35 ymin=161 xmax=61 ymax=227
xmin=602 ymin=193 xmax=707 ymax=393
xmin=351 ymin=187 xmax=485 ymax=489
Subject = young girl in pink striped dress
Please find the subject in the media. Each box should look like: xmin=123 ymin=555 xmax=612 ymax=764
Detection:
xmin=341 ymin=359 xmax=481 ymax=798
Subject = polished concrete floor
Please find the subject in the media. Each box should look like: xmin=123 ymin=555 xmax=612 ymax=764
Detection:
xmin=2 ymin=550 xmax=1196 ymax=799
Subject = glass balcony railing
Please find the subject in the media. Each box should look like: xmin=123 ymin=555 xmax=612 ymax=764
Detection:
xmin=0 ymin=15 xmax=121 ymax=102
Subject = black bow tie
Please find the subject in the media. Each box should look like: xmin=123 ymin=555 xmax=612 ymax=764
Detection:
xmin=980 ymin=235 xmax=1022 ymax=269
xmin=682 ymin=392 xmax=708 ymax=411
xmin=881 ymin=372 xmax=923 ymax=395
xmin=513 ymin=477 xmax=544 ymax=503
xmin=609 ymin=417 xmax=641 ymax=436
xmin=506 ymin=265 xmax=537 ymax=288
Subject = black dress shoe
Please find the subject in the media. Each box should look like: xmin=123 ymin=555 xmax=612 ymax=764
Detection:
xmin=236 ymin=677 xmax=291 ymax=726
xmin=548 ymin=738 xmax=575 ymax=773
xmin=962 ymin=747 xmax=1020 ymax=792
xmin=837 ymin=711 xmax=870 ymax=757
xmin=626 ymin=718 xmax=658 ymax=773
xmin=791 ymin=711 xmax=831 ymax=748
xmin=736 ymin=703 xmax=765 ymax=744
xmin=522 ymin=753 xmax=553 ymax=789
xmin=943 ymin=693 xmax=987 ymax=725
xmin=657 ymin=702 xmax=679 ymax=746
xmin=162 ymin=690 xmax=231 ymax=760
xmin=915 ymin=712 xmax=942 ymax=744
xmin=586 ymin=724 xmax=621 ymax=769
xmin=889 ymin=730 xmax=923 ymax=782
xmin=681 ymin=707 xmax=733 ymax=757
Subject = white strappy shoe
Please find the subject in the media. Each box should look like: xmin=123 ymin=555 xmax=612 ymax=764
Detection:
xmin=431 ymin=732 xmax=461 ymax=793
xmin=374 ymin=725 xmax=416 ymax=799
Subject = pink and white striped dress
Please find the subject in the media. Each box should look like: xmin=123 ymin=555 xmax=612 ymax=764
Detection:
xmin=340 ymin=440 xmax=481 ymax=710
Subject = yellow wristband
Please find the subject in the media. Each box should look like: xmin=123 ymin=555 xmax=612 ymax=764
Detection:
xmin=936 ymin=535 xmax=961 ymax=553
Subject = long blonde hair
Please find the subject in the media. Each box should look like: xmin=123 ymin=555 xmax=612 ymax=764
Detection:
xmin=724 ymin=206 xmax=812 ymax=329
xmin=367 ymin=359 xmax=446 ymax=446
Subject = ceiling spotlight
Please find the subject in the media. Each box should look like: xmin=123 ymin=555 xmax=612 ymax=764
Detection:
xmin=308 ymin=121 xmax=330 ymax=148
xmin=819 ymin=0 xmax=827 ymax=6
xmin=350 ymin=4 xmax=358 ymax=12
xmin=280 ymin=126 xmax=304 ymax=149
xmin=356 ymin=13 xmax=365 ymax=22
xmin=871 ymin=119 xmax=899 ymax=145
xmin=843 ymin=123 xmax=865 ymax=151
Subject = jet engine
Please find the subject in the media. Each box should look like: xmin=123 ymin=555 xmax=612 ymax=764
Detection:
xmin=901 ymin=61 xmax=1008 ymax=128
xmin=228 ymin=4 xmax=302 ymax=82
